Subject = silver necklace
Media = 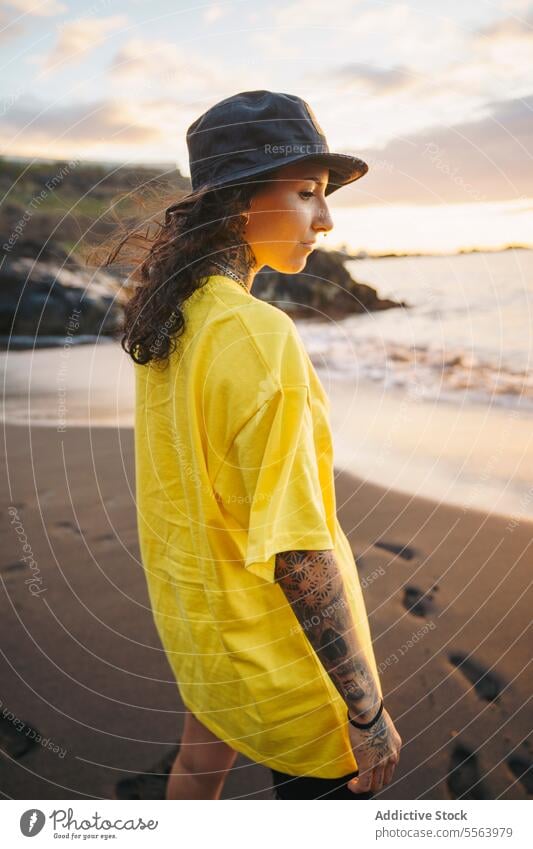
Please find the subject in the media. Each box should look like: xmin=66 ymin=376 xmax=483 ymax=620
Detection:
xmin=209 ymin=258 xmax=250 ymax=292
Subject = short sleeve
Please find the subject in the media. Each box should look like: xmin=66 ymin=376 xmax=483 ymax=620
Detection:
xmin=216 ymin=383 xmax=335 ymax=584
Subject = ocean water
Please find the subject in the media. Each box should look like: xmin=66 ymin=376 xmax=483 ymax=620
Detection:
xmin=293 ymin=249 xmax=533 ymax=519
xmin=299 ymin=249 xmax=533 ymax=411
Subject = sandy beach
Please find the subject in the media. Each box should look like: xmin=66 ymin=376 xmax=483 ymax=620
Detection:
xmin=1 ymin=421 xmax=531 ymax=800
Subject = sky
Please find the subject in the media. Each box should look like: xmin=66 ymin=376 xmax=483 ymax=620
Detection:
xmin=1 ymin=0 xmax=532 ymax=253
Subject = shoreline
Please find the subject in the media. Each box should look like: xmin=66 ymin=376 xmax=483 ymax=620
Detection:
xmin=324 ymin=376 xmax=533 ymax=526
xmin=2 ymin=416 xmax=532 ymax=528
xmin=2 ymin=342 xmax=533 ymax=524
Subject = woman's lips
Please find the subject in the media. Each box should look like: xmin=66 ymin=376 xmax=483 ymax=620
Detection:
xmin=300 ymin=241 xmax=316 ymax=249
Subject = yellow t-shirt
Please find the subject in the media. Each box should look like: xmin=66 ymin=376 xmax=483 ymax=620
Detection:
xmin=134 ymin=274 xmax=382 ymax=778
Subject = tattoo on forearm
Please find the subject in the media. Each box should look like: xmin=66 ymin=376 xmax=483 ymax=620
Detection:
xmin=275 ymin=549 xmax=381 ymax=718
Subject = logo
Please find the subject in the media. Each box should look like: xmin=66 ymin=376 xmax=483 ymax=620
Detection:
xmin=20 ymin=809 xmax=45 ymax=837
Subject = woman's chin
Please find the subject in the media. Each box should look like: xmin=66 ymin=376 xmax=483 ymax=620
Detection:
xmin=292 ymin=256 xmax=310 ymax=273
xmin=270 ymin=255 xmax=309 ymax=275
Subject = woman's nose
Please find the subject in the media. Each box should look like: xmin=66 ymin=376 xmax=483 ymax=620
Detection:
xmin=313 ymin=204 xmax=334 ymax=234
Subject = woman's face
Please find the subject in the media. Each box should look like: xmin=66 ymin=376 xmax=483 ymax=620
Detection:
xmin=244 ymin=161 xmax=334 ymax=274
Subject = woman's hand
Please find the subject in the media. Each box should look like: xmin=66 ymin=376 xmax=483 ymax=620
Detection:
xmin=346 ymin=708 xmax=402 ymax=794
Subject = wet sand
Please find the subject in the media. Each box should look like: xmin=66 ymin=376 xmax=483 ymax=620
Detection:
xmin=0 ymin=423 xmax=531 ymax=800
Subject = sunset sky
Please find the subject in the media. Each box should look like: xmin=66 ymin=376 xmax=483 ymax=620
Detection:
xmin=1 ymin=0 xmax=532 ymax=253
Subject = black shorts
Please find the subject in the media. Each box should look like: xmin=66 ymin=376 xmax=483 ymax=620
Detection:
xmin=270 ymin=768 xmax=375 ymax=800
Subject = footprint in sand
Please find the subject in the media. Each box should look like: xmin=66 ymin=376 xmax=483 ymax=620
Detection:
xmin=53 ymin=521 xmax=82 ymax=537
xmin=93 ymin=533 xmax=116 ymax=544
xmin=507 ymin=755 xmax=533 ymax=795
xmin=449 ymin=652 xmax=504 ymax=702
xmin=0 ymin=714 xmax=39 ymax=759
xmin=447 ymin=743 xmax=489 ymax=799
xmin=374 ymin=540 xmax=417 ymax=561
xmin=402 ymin=584 xmax=437 ymax=618
xmin=114 ymin=743 xmax=180 ymax=800
xmin=1 ymin=562 xmax=25 ymax=575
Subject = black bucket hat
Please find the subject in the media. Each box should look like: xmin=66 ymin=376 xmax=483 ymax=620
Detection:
xmin=186 ymin=89 xmax=368 ymax=197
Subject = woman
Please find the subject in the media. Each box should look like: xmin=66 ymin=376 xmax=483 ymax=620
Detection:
xmin=107 ymin=91 xmax=402 ymax=799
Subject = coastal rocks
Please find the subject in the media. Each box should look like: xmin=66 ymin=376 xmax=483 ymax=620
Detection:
xmin=253 ymin=248 xmax=406 ymax=320
xmin=449 ymin=652 xmax=504 ymax=702
xmin=0 ymin=247 xmax=404 ymax=349
xmin=0 ymin=256 xmax=126 ymax=349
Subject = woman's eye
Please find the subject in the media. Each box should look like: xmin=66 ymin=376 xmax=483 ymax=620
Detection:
xmin=299 ymin=191 xmax=315 ymax=199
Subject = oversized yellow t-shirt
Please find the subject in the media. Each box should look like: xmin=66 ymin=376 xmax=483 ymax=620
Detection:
xmin=134 ymin=273 xmax=382 ymax=778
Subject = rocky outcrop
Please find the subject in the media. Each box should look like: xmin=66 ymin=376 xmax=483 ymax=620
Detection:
xmin=253 ymin=248 xmax=407 ymax=320
xmin=0 ymin=256 xmax=126 ymax=349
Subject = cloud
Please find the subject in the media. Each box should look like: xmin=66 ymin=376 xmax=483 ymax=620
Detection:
xmin=476 ymin=8 xmax=533 ymax=41
xmin=333 ymin=94 xmax=533 ymax=206
xmin=469 ymin=6 xmax=533 ymax=81
xmin=42 ymin=14 xmax=127 ymax=71
xmin=5 ymin=0 xmax=66 ymax=15
xmin=501 ymin=0 xmax=532 ymax=10
xmin=109 ymin=37 xmax=218 ymax=92
xmin=273 ymin=1 xmax=464 ymax=70
xmin=0 ymin=96 xmax=161 ymax=149
xmin=0 ymin=8 xmax=26 ymax=41
xmin=203 ymin=4 xmax=227 ymax=24
xmin=322 ymin=63 xmax=415 ymax=94
xmin=275 ymin=0 xmax=362 ymax=27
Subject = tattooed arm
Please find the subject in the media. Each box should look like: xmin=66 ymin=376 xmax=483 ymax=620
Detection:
xmin=274 ymin=548 xmax=380 ymax=720
xmin=274 ymin=548 xmax=402 ymax=793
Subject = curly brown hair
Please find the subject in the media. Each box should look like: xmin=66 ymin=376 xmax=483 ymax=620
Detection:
xmin=90 ymin=180 xmax=258 ymax=367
